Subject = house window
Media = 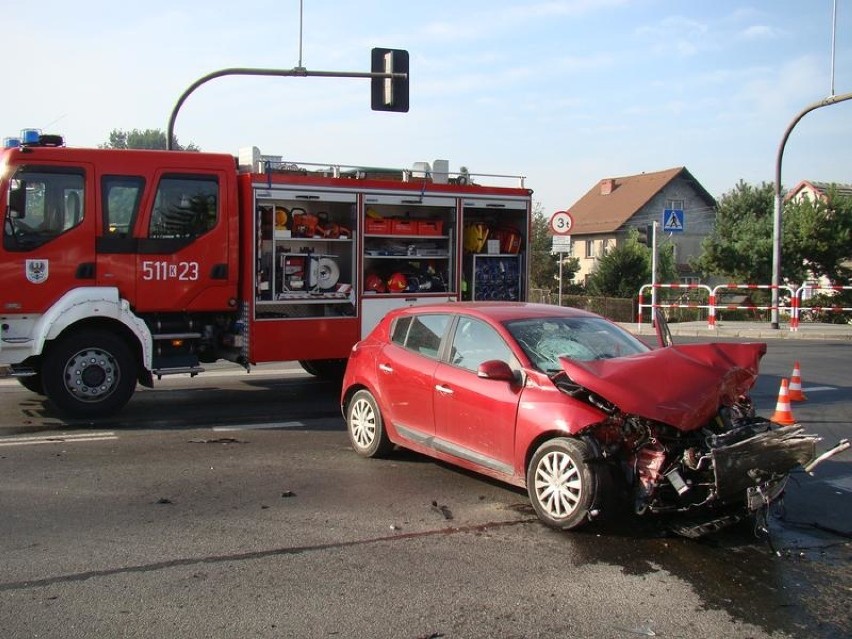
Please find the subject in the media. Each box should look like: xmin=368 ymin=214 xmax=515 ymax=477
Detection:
xmin=681 ymin=276 xmax=700 ymax=285
xmin=585 ymin=239 xmax=596 ymax=258
xmin=666 ymin=199 xmax=684 ymax=211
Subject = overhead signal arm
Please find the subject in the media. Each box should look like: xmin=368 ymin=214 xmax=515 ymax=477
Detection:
xmin=166 ymin=48 xmax=410 ymax=150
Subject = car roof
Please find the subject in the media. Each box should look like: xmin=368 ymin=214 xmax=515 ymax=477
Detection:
xmin=389 ymin=302 xmax=600 ymax=323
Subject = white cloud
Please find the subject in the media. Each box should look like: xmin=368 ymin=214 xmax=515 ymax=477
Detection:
xmin=739 ymin=25 xmax=783 ymax=40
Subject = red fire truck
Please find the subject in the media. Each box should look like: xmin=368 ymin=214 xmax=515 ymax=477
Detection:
xmin=1 ymin=130 xmax=532 ymax=418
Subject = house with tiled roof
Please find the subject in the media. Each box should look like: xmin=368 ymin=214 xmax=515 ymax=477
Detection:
xmin=784 ymin=179 xmax=852 ymax=203
xmin=565 ymin=167 xmax=716 ymax=285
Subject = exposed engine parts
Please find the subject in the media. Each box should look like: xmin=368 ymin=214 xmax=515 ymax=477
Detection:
xmin=554 ymin=377 xmax=826 ymax=535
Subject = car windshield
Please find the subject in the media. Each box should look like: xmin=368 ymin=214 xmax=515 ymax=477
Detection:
xmin=505 ymin=316 xmax=650 ymax=372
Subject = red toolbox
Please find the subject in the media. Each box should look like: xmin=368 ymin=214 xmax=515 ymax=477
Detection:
xmin=417 ymin=219 xmax=444 ymax=236
xmin=365 ymin=218 xmax=390 ymax=234
xmin=391 ymin=219 xmax=417 ymax=235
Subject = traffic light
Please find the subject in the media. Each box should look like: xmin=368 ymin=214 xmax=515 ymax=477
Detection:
xmin=371 ymin=48 xmax=409 ymax=112
xmin=636 ymin=224 xmax=653 ymax=247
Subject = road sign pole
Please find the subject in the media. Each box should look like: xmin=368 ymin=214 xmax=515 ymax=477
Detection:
xmin=558 ymin=254 xmax=563 ymax=306
xmin=550 ymin=211 xmax=573 ymax=308
xmin=651 ymin=221 xmax=658 ymax=326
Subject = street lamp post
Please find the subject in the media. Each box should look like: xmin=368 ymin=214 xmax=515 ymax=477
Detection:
xmin=770 ymin=92 xmax=852 ymax=328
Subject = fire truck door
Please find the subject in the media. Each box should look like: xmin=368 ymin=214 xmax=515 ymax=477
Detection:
xmin=134 ymin=173 xmax=232 ymax=312
xmin=1 ymin=165 xmax=96 ymax=315
xmin=96 ymin=175 xmax=145 ymax=303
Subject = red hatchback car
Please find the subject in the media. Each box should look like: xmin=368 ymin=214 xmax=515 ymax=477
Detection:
xmin=340 ymin=302 xmax=823 ymax=536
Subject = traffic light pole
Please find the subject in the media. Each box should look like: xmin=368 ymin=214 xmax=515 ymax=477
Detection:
xmin=770 ymin=91 xmax=852 ymax=328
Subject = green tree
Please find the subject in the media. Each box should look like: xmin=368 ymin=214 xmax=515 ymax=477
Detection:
xmin=654 ymin=235 xmax=678 ymax=283
xmin=783 ymin=188 xmax=852 ymax=285
xmin=587 ymin=230 xmax=651 ymax=298
xmin=693 ymin=180 xmax=852 ymax=287
xmin=529 ymin=205 xmax=580 ymax=294
xmin=692 ymin=180 xmax=774 ymax=283
xmin=100 ymin=128 xmax=199 ymax=151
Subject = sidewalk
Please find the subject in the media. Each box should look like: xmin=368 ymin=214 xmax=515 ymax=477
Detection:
xmin=625 ymin=320 xmax=852 ymax=341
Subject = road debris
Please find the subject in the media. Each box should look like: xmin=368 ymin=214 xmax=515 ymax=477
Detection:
xmin=431 ymin=500 xmax=453 ymax=520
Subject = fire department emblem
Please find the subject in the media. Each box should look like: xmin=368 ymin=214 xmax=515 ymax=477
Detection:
xmin=25 ymin=259 xmax=49 ymax=284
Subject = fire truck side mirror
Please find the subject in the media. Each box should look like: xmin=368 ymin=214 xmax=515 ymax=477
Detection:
xmin=371 ymin=48 xmax=409 ymax=113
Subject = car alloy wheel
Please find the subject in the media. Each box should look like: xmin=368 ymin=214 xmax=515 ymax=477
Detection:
xmin=346 ymin=389 xmax=392 ymax=458
xmin=527 ymin=437 xmax=597 ymax=530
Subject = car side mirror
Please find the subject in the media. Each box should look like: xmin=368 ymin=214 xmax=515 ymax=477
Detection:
xmin=477 ymin=359 xmax=516 ymax=382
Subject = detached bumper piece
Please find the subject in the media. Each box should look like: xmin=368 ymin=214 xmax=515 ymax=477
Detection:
xmin=711 ymin=425 xmax=819 ymax=501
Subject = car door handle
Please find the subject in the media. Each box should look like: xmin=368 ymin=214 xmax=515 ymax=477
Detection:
xmin=379 ymin=363 xmax=393 ymax=374
xmin=435 ymin=384 xmax=454 ymax=395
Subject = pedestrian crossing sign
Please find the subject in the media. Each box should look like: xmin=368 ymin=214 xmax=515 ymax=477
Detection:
xmin=663 ymin=209 xmax=684 ymax=232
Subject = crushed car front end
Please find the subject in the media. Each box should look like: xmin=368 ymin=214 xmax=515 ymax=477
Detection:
xmin=553 ymin=342 xmax=824 ymax=536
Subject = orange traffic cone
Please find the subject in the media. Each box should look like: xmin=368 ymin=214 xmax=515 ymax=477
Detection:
xmin=788 ymin=361 xmax=807 ymax=402
xmin=770 ymin=378 xmax=797 ymax=425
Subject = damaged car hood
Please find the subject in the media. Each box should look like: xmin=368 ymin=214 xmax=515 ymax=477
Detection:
xmin=559 ymin=342 xmax=767 ymax=431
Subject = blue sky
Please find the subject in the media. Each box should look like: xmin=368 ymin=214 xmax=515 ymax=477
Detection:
xmin=4 ymin=1 xmax=851 ymax=216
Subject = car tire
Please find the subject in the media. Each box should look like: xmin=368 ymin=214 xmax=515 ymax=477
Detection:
xmin=526 ymin=437 xmax=600 ymax=531
xmin=346 ymin=389 xmax=393 ymax=458
xmin=42 ymin=330 xmax=137 ymax=419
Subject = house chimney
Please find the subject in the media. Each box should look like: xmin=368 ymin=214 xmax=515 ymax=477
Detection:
xmin=600 ymin=178 xmax=615 ymax=195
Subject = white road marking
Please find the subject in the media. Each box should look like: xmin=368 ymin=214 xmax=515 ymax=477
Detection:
xmin=802 ymin=386 xmax=838 ymax=392
xmin=213 ymin=417 xmax=343 ymax=433
xmin=213 ymin=421 xmax=313 ymax=431
xmin=0 ymin=366 xmax=308 ymax=388
xmin=0 ymin=432 xmax=118 ymax=447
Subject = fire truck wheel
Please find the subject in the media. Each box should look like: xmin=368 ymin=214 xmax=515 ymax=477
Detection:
xmin=42 ymin=330 xmax=137 ymax=419
xmin=298 ymin=359 xmax=347 ymax=379
xmin=17 ymin=373 xmax=44 ymax=395
xmin=346 ymin=389 xmax=393 ymax=458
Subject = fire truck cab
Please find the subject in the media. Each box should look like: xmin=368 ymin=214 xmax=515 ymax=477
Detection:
xmin=1 ymin=130 xmax=532 ymax=419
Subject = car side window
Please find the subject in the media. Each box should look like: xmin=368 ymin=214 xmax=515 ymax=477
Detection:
xmin=451 ymin=317 xmax=514 ymax=372
xmin=395 ymin=314 xmax=450 ymax=360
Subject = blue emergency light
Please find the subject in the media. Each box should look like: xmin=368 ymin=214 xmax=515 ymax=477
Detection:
xmin=3 ymin=128 xmax=64 ymax=148
xmin=21 ymin=128 xmax=41 ymax=144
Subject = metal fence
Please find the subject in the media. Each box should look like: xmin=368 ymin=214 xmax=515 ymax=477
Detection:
xmin=528 ymin=283 xmax=852 ymax=329
xmin=636 ymin=282 xmax=852 ymax=330
xmin=528 ymin=289 xmax=635 ymax=322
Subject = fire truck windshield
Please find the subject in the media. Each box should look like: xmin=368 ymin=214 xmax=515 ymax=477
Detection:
xmin=3 ymin=166 xmax=84 ymax=251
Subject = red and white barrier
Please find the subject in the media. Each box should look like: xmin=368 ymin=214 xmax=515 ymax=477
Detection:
xmin=792 ymin=284 xmax=852 ymax=331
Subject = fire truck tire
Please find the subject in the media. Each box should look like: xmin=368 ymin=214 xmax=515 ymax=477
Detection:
xmin=298 ymin=359 xmax=347 ymax=379
xmin=17 ymin=373 xmax=45 ymax=395
xmin=42 ymin=330 xmax=137 ymax=419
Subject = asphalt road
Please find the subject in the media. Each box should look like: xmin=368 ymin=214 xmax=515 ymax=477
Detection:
xmin=0 ymin=342 xmax=849 ymax=638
